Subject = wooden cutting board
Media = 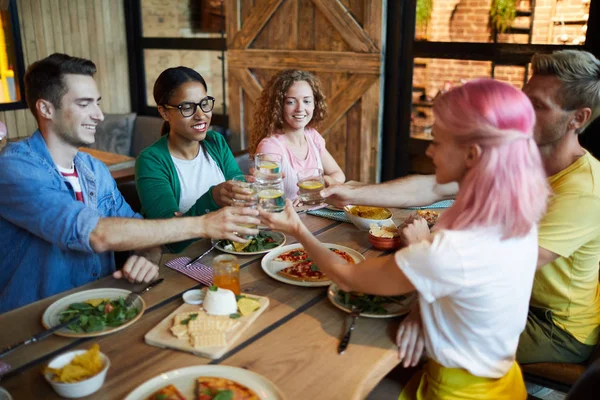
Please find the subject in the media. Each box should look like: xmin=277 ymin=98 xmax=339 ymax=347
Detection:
xmin=145 ymin=294 xmax=269 ymax=359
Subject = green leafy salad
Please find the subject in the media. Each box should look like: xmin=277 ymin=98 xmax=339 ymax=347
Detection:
xmin=59 ymin=297 xmax=139 ymax=333
xmin=222 ymin=231 xmax=282 ymax=253
xmin=337 ymin=290 xmax=408 ymax=315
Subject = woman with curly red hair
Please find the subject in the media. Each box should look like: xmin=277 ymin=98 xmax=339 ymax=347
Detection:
xmin=248 ymin=70 xmax=345 ymax=201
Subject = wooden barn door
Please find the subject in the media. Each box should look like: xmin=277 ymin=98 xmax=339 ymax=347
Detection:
xmin=225 ymin=0 xmax=384 ymax=182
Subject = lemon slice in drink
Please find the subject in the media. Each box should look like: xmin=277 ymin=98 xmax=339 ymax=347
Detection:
xmin=298 ymin=180 xmax=324 ymax=190
xmin=258 ymin=189 xmax=283 ymax=199
xmin=260 ymin=161 xmax=279 ymax=170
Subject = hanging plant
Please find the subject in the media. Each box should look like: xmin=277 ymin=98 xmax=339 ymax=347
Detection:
xmin=416 ymin=0 xmax=434 ymax=29
xmin=490 ymin=0 xmax=518 ymax=33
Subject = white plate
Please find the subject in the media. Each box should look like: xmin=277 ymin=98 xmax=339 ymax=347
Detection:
xmin=261 ymin=243 xmax=365 ymax=287
xmin=327 ymin=283 xmax=415 ymax=318
xmin=42 ymin=288 xmax=145 ymax=338
xmin=213 ymin=232 xmax=286 ymax=256
xmin=124 ymin=365 xmax=286 ymax=400
xmin=325 ymin=205 xmax=345 ymax=212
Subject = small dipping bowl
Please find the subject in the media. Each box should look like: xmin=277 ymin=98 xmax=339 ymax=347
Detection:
xmin=368 ymin=233 xmax=403 ymax=251
xmin=182 ymin=289 xmax=205 ymax=305
xmin=44 ymin=350 xmax=110 ymax=399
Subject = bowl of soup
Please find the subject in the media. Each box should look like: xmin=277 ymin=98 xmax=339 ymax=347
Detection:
xmin=344 ymin=205 xmax=394 ymax=231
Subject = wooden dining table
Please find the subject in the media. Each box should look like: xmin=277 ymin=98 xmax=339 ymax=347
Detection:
xmin=79 ymin=147 xmax=136 ymax=183
xmin=0 ymin=209 xmax=421 ymax=400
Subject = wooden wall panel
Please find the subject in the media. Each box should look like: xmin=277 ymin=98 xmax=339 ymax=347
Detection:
xmin=1 ymin=0 xmax=130 ymax=139
xmin=227 ymin=0 xmax=384 ymax=182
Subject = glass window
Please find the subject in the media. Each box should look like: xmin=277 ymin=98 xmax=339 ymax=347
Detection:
xmin=415 ymin=0 xmax=589 ymax=46
xmin=141 ymin=0 xmax=225 ymax=38
xmin=0 ymin=3 xmax=22 ymax=105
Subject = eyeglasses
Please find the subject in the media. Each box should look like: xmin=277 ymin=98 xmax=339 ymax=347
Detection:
xmin=164 ymin=96 xmax=216 ymax=117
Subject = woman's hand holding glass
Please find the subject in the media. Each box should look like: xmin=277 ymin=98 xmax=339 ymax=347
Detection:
xmin=212 ymin=180 xmax=257 ymax=207
xmin=200 ymin=206 xmax=260 ymax=242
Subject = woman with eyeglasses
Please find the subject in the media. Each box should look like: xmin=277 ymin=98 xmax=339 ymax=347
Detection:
xmin=135 ymin=67 xmax=248 ymax=252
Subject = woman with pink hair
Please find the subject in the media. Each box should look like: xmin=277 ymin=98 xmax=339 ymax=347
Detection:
xmin=260 ymin=79 xmax=549 ymax=399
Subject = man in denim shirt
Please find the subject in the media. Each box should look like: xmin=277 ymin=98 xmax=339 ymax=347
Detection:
xmin=0 ymin=54 xmax=260 ymax=313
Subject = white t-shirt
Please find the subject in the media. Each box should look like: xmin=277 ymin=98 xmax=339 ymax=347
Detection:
xmin=171 ymin=150 xmax=225 ymax=213
xmin=395 ymin=226 xmax=538 ymax=378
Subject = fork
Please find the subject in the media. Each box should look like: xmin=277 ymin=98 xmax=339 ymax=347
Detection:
xmin=338 ymin=306 xmax=361 ymax=354
xmin=124 ymin=278 xmax=164 ymax=307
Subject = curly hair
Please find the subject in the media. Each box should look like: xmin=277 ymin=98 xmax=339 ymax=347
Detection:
xmin=248 ymin=70 xmax=327 ymax=156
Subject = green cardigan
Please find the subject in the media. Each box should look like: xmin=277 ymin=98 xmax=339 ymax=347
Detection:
xmin=135 ymin=131 xmax=242 ymax=253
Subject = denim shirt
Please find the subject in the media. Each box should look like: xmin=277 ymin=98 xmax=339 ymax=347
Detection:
xmin=0 ymin=131 xmax=140 ymax=313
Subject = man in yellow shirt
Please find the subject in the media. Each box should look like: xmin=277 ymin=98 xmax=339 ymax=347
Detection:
xmin=321 ymin=50 xmax=600 ymax=364
xmin=517 ymin=50 xmax=600 ymax=363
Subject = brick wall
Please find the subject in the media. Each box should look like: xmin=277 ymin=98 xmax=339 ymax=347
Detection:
xmin=413 ymin=0 xmax=590 ymax=97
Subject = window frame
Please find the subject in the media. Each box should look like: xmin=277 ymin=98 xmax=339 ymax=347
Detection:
xmin=0 ymin=0 xmax=27 ymax=111
xmin=124 ymin=0 xmax=228 ymax=128
xmin=381 ymin=0 xmax=600 ymax=180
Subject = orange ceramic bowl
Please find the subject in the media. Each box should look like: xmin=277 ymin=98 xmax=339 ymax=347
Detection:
xmin=368 ymin=233 xmax=403 ymax=251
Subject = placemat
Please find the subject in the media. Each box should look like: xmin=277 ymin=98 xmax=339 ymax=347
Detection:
xmin=307 ymin=208 xmax=351 ymax=223
xmin=165 ymin=258 xmax=213 ymax=286
xmin=405 ymin=199 xmax=454 ymax=210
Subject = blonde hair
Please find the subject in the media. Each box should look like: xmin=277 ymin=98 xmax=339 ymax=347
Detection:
xmin=248 ymin=70 xmax=327 ymax=156
xmin=531 ymin=50 xmax=600 ymax=133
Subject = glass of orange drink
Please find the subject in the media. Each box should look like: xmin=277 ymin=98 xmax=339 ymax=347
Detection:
xmin=212 ymin=254 xmax=241 ymax=295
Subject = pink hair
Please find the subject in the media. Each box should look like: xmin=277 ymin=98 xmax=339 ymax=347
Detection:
xmin=433 ymin=79 xmax=550 ymax=238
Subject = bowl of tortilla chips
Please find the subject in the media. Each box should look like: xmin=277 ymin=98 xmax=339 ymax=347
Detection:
xmin=43 ymin=344 xmax=109 ymax=398
xmin=368 ymin=223 xmax=403 ymax=250
xmin=344 ymin=205 xmax=394 ymax=231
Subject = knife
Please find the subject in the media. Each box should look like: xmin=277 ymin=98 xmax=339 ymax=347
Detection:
xmin=183 ymin=242 xmax=219 ymax=268
xmin=338 ymin=306 xmax=361 ymax=355
xmin=0 ymin=315 xmax=80 ymax=358
xmin=0 ymin=279 xmax=164 ymax=358
xmin=124 ymin=278 xmax=164 ymax=307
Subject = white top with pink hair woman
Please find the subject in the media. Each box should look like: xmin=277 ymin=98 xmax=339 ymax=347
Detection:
xmin=260 ymin=79 xmax=550 ymax=399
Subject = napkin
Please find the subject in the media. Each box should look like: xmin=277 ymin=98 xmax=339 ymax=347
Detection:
xmin=306 ymin=208 xmax=351 ymax=223
xmin=165 ymin=258 xmax=213 ymax=286
xmin=405 ymin=199 xmax=454 ymax=210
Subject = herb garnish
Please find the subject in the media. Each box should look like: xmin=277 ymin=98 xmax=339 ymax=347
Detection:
xmin=337 ymin=290 xmax=407 ymax=315
xmin=209 ymin=285 xmax=218 ymax=292
xmin=229 ymin=313 xmax=241 ymax=319
xmin=180 ymin=313 xmax=198 ymax=325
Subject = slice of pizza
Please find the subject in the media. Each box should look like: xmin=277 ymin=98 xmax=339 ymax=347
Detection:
xmin=329 ymin=248 xmax=356 ymax=264
xmin=274 ymin=248 xmax=308 ymax=262
xmin=196 ymin=377 xmax=259 ymax=400
xmin=146 ymin=384 xmax=187 ymax=400
xmin=277 ymin=259 xmax=329 ymax=282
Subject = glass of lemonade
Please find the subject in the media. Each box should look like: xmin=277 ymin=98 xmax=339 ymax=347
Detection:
xmin=212 ymin=254 xmax=241 ymax=295
xmin=297 ymin=168 xmax=325 ymax=205
xmin=254 ymin=153 xmax=283 ymax=182
xmin=257 ymin=180 xmax=285 ymax=213
xmin=231 ymin=175 xmax=258 ymax=230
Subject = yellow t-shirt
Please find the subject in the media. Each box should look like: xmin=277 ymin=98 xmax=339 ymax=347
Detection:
xmin=531 ymin=151 xmax=600 ymax=345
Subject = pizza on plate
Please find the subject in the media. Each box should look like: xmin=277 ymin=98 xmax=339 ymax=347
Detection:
xmin=146 ymin=384 xmax=186 ymax=400
xmin=416 ymin=210 xmax=439 ymax=227
xmin=274 ymin=248 xmax=308 ymax=262
xmin=277 ymin=259 xmax=328 ymax=282
xmin=329 ymin=248 xmax=356 ymax=264
xmin=196 ymin=377 xmax=259 ymax=400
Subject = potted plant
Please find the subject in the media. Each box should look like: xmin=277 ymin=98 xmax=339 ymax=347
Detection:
xmin=416 ymin=0 xmax=433 ymax=29
xmin=490 ymin=0 xmax=518 ymax=33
